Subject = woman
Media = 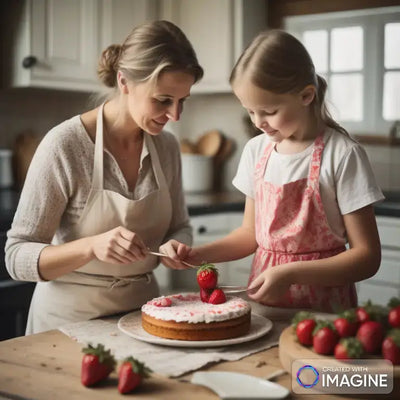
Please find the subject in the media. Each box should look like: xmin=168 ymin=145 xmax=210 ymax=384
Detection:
xmin=5 ymin=20 xmax=203 ymax=334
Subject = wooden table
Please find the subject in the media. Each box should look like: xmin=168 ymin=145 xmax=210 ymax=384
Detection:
xmin=0 ymin=328 xmax=398 ymax=399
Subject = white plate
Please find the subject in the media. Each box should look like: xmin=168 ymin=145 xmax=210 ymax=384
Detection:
xmin=118 ymin=311 xmax=273 ymax=348
xmin=191 ymin=371 xmax=290 ymax=399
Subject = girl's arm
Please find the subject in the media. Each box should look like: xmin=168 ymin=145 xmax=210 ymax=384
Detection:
xmin=249 ymin=205 xmax=381 ymax=302
xmin=159 ymin=196 xmax=258 ymax=268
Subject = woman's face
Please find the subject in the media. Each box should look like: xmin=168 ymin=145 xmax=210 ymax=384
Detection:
xmin=233 ymin=79 xmax=315 ymax=143
xmin=125 ymin=70 xmax=195 ymax=135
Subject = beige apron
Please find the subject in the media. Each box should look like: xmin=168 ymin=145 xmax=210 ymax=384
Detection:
xmin=26 ymin=103 xmax=172 ymax=334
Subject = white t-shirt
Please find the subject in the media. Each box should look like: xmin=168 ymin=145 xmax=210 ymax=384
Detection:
xmin=232 ymin=129 xmax=384 ymax=241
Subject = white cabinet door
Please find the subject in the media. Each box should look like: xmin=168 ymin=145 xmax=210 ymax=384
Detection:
xmin=356 ymin=216 xmax=400 ymax=306
xmin=99 ymin=0 xmax=158 ymax=48
xmin=159 ymin=0 xmax=266 ymax=93
xmin=12 ymin=0 xmax=157 ymax=92
xmin=14 ymin=0 xmax=101 ymax=92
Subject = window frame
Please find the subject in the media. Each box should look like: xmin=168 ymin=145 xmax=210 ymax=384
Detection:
xmin=285 ymin=6 xmax=400 ymax=136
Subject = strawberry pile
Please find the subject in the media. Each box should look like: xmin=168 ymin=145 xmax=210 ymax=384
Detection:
xmin=292 ymin=297 xmax=400 ymax=365
xmin=81 ymin=343 xmax=152 ymax=394
xmin=196 ymin=263 xmax=226 ymax=304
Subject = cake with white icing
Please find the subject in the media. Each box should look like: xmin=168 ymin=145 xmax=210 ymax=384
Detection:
xmin=141 ymin=293 xmax=251 ymax=341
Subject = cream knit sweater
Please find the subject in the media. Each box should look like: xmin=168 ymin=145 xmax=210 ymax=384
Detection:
xmin=5 ymin=115 xmax=192 ymax=282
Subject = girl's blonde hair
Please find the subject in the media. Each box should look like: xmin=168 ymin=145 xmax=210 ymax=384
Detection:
xmin=97 ymin=20 xmax=203 ymax=88
xmin=230 ymin=29 xmax=348 ymax=136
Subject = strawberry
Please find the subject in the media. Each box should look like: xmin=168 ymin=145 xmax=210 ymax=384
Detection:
xmin=382 ymin=329 xmax=400 ymax=365
xmin=291 ymin=311 xmax=314 ymax=327
xmin=118 ymin=356 xmax=152 ymax=394
xmin=296 ymin=319 xmax=316 ymax=346
xmin=334 ymin=309 xmax=358 ymax=338
xmin=356 ymin=307 xmax=370 ymax=324
xmin=312 ymin=321 xmax=339 ymax=355
xmin=200 ymin=287 xmax=212 ymax=303
xmin=356 ymin=320 xmax=384 ymax=354
xmin=356 ymin=301 xmax=388 ymax=325
xmin=81 ymin=343 xmax=116 ymax=387
xmin=196 ymin=263 xmax=218 ymax=290
xmin=208 ymin=288 xmax=226 ymax=304
xmin=334 ymin=337 xmax=364 ymax=360
xmin=388 ymin=305 xmax=400 ymax=328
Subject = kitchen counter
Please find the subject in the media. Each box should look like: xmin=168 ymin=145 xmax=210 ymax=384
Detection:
xmin=1 ymin=323 xmax=398 ymax=399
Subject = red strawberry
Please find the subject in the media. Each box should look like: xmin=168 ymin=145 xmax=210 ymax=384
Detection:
xmin=382 ymin=329 xmax=400 ymax=365
xmin=81 ymin=343 xmax=116 ymax=387
xmin=196 ymin=263 xmax=218 ymax=290
xmin=334 ymin=337 xmax=364 ymax=360
xmin=356 ymin=307 xmax=370 ymax=324
xmin=356 ymin=321 xmax=384 ymax=354
xmin=334 ymin=310 xmax=358 ymax=338
xmin=296 ymin=319 xmax=316 ymax=346
xmin=356 ymin=301 xmax=388 ymax=325
xmin=200 ymin=288 xmax=212 ymax=303
xmin=312 ymin=321 xmax=339 ymax=355
xmin=208 ymin=288 xmax=226 ymax=304
xmin=118 ymin=356 xmax=152 ymax=394
xmin=388 ymin=305 xmax=400 ymax=328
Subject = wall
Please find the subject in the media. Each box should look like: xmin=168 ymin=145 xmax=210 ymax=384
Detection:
xmin=0 ymin=88 xmax=93 ymax=149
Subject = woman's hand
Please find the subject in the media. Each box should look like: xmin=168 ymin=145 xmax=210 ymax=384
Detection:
xmin=90 ymin=226 xmax=147 ymax=264
xmin=247 ymin=266 xmax=291 ymax=306
xmin=158 ymin=239 xmax=193 ymax=270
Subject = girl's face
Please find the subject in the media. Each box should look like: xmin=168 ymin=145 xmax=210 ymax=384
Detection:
xmin=233 ymin=79 xmax=315 ymax=142
xmin=122 ymin=70 xmax=195 ymax=135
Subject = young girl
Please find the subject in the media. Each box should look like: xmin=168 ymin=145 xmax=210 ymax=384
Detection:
xmin=161 ymin=30 xmax=384 ymax=312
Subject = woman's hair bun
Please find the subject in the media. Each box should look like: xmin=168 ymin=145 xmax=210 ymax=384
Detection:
xmin=97 ymin=44 xmax=121 ymax=88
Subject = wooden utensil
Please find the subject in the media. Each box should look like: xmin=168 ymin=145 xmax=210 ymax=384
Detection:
xmin=147 ymin=251 xmax=199 ymax=269
xmin=196 ymin=130 xmax=223 ymax=157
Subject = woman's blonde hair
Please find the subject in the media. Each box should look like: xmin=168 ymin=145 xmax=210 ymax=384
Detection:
xmin=230 ymin=29 xmax=348 ymax=136
xmin=97 ymin=20 xmax=203 ymax=89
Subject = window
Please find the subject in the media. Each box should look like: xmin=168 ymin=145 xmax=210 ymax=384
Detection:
xmin=285 ymin=7 xmax=400 ymax=136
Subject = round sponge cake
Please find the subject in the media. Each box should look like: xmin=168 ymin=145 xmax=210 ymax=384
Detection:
xmin=141 ymin=293 xmax=251 ymax=341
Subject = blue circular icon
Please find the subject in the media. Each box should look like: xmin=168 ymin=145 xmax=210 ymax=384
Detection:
xmin=297 ymin=365 xmax=319 ymax=389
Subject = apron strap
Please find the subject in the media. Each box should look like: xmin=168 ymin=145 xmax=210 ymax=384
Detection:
xmin=254 ymin=141 xmax=274 ymax=180
xmin=92 ymin=103 xmax=106 ymax=190
xmin=307 ymin=133 xmax=325 ymax=190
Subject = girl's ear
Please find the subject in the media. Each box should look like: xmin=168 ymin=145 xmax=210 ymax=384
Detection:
xmin=300 ymin=85 xmax=316 ymax=106
xmin=117 ymin=71 xmax=129 ymax=94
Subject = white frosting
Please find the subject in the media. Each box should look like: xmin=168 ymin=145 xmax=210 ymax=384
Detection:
xmin=141 ymin=293 xmax=251 ymax=323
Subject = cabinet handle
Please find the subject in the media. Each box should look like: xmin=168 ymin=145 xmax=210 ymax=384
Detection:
xmin=22 ymin=56 xmax=37 ymax=69
xmin=198 ymin=226 xmax=207 ymax=234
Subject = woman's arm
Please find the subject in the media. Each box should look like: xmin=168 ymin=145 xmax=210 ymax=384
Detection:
xmin=38 ymin=226 xmax=147 ymax=281
xmin=249 ymin=205 xmax=381 ymax=302
xmin=160 ymin=196 xmax=258 ymax=268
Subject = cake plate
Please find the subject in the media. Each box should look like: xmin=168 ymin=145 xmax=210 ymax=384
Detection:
xmin=118 ymin=311 xmax=273 ymax=348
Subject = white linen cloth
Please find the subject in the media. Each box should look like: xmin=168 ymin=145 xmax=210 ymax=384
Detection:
xmin=60 ymin=304 xmax=291 ymax=378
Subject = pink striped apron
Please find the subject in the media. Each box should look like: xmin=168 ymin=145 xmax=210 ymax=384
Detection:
xmin=249 ymin=135 xmax=357 ymax=312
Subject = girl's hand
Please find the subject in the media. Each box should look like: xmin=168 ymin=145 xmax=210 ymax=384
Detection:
xmin=90 ymin=226 xmax=147 ymax=264
xmin=158 ymin=239 xmax=193 ymax=270
xmin=247 ymin=267 xmax=290 ymax=306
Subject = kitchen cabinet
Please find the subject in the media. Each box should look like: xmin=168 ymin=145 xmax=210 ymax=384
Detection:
xmin=169 ymin=212 xmax=252 ymax=291
xmin=10 ymin=0 xmax=157 ymax=92
xmin=356 ymin=216 xmax=400 ymax=306
xmin=159 ymin=0 xmax=267 ymax=93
